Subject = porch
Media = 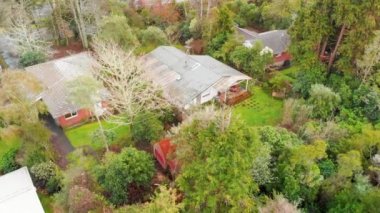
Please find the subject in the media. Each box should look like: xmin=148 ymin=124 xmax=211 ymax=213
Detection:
xmin=218 ymin=79 xmax=251 ymax=105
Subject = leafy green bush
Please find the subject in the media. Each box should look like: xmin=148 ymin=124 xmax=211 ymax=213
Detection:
xmin=139 ymin=26 xmax=169 ymax=47
xmin=131 ymin=111 xmax=163 ymax=144
xmin=98 ymin=15 xmax=139 ymax=50
xmin=207 ymin=32 xmax=229 ymax=56
xmin=227 ymin=0 xmax=260 ymax=28
xmin=308 ymin=84 xmax=341 ymax=120
xmin=95 ymin=147 xmax=155 ymax=206
xmin=24 ymin=148 xmax=48 ymax=168
xmin=0 ymin=148 xmax=19 ymax=174
xmin=229 ymin=43 xmax=273 ymax=79
xmin=20 ymin=51 xmax=46 ymax=67
xmin=293 ymin=65 xmax=326 ymax=98
xmin=31 ymin=161 xmax=62 ymax=194
xmin=353 ymin=85 xmax=380 ymax=123
xmin=318 ymin=159 xmax=336 ymax=178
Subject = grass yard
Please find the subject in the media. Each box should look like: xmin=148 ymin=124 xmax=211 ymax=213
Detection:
xmin=38 ymin=193 xmax=54 ymax=213
xmin=65 ymin=121 xmax=130 ymax=149
xmin=234 ymin=86 xmax=283 ymax=126
xmin=0 ymin=137 xmax=21 ymax=159
xmin=281 ymin=65 xmax=301 ymax=78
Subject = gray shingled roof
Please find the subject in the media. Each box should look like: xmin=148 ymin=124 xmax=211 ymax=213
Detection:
xmin=237 ymin=28 xmax=290 ymax=55
xmin=142 ymin=46 xmax=251 ymax=108
xmin=26 ymin=52 xmax=101 ymax=118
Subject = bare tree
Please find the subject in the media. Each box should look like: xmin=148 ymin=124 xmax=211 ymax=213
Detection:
xmin=69 ymin=0 xmax=107 ymax=49
xmin=357 ymin=30 xmax=380 ymax=83
xmin=91 ymin=39 xmax=169 ymax=125
xmin=260 ymin=194 xmax=300 ymax=213
xmin=70 ymin=0 xmax=88 ymax=48
xmin=170 ymin=105 xmax=232 ymax=137
xmin=46 ymin=0 xmax=74 ymax=44
xmin=4 ymin=1 xmax=52 ymax=55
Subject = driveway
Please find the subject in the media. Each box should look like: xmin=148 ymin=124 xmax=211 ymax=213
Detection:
xmin=43 ymin=115 xmax=74 ymax=169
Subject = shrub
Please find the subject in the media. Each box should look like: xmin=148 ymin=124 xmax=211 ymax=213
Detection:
xmin=0 ymin=148 xmax=19 ymax=174
xmin=139 ymin=26 xmax=169 ymax=47
xmin=258 ymin=126 xmax=302 ymax=156
xmin=91 ymin=129 xmax=116 ymax=146
xmin=206 ymin=32 xmax=229 ymax=56
xmin=95 ymin=147 xmax=155 ymax=206
xmin=31 ymin=161 xmax=62 ymax=194
xmin=353 ymin=85 xmax=380 ymax=123
xmin=260 ymin=194 xmax=300 ymax=213
xmin=281 ymin=98 xmax=312 ymax=131
xmin=308 ymin=84 xmax=341 ymax=120
xmin=131 ymin=111 xmax=163 ymax=144
xmin=318 ymin=159 xmax=336 ymax=178
xmin=20 ymin=51 xmax=46 ymax=67
xmin=179 ymin=21 xmax=192 ymax=43
xmin=189 ymin=18 xmax=202 ymax=39
xmin=268 ymin=73 xmax=294 ymax=94
xmin=227 ymin=0 xmax=259 ymax=28
xmin=68 ymin=186 xmax=102 ymax=213
xmin=98 ymin=15 xmax=139 ymax=50
xmin=293 ymin=65 xmax=326 ymax=98
xmin=229 ymin=43 xmax=273 ymax=79
xmin=24 ymin=147 xmax=48 ymax=168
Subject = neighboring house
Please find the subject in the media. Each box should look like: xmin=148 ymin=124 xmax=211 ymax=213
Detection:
xmin=237 ymin=27 xmax=291 ymax=67
xmin=26 ymin=52 xmax=107 ymax=128
xmin=0 ymin=167 xmax=45 ymax=213
xmin=142 ymin=46 xmax=252 ymax=109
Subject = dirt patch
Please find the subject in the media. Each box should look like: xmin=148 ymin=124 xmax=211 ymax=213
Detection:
xmin=245 ymin=25 xmax=267 ymax=33
xmin=190 ymin=39 xmax=204 ymax=54
xmin=52 ymin=40 xmax=84 ymax=59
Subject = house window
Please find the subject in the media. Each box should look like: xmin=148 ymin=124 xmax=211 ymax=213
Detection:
xmin=64 ymin=111 xmax=78 ymax=119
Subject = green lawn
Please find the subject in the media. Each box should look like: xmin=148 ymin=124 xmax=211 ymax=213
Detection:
xmin=281 ymin=65 xmax=301 ymax=78
xmin=38 ymin=193 xmax=53 ymax=213
xmin=0 ymin=137 xmax=21 ymax=158
xmin=234 ymin=86 xmax=283 ymax=126
xmin=65 ymin=121 xmax=130 ymax=149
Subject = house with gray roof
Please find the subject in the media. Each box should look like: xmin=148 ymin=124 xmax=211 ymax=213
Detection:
xmin=0 ymin=167 xmax=44 ymax=213
xmin=26 ymin=52 xmax=108 ymax=128
xmin=237 ymin=27 xmax=292 ymax=67
xmin=142 ymin=46 xmax=252 ymax=109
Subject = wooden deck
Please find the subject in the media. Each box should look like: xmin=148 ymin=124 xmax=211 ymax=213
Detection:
xmin=219 ymin=90 xmax=251 ymax=105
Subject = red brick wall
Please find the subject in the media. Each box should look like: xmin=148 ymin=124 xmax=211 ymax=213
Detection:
xmin=57 ymin=109 xmax=92 ymax=128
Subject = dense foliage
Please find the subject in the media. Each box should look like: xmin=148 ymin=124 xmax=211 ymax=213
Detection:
xmin=1 ymin=0 xmax=379 ymax=212
xmin=20 ymin=51 xmax=46 ymax=67
xmin=131 ymin=111 xmax=163 ymax=144
xmin=95 ymin=147 xmax=155 ymax=206
xmin=174 ymin=109 xmax=265 ymax=212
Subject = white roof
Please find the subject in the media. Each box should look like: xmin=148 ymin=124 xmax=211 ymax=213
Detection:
xmin=142 ymin=46 xmax=251 ymax=108
xmin=0 ymin=167 xmax=44 ymax=213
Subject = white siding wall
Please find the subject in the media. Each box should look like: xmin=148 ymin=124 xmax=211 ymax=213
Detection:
xmin=184 ymin=87 xmax=218 ymax=110
xmin=199 ymin=87 xmax=218 ymax=104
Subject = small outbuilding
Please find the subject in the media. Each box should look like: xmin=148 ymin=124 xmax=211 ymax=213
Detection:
xmin=0 ymin=167 xmax=45 ymax=213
